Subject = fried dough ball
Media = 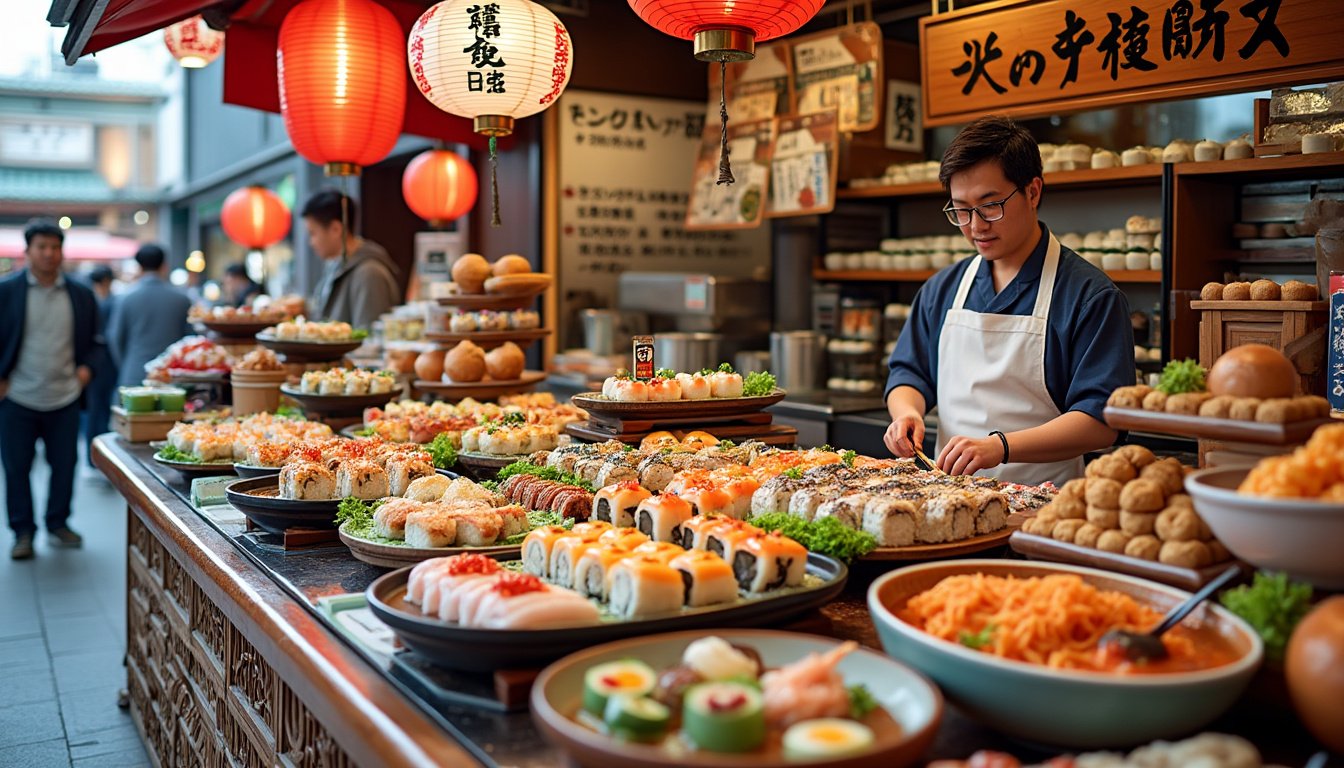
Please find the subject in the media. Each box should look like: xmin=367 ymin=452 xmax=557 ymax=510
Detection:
xmin=1125 ymin=534 xmax=1162 ymax=561
xmin=1059 ymin=478 xmax=1089 ymax=501
xmin=1208 ymin=541 xmax=1231 ymax=563
xmin=1297 ymin=395 xmax=1331 ymax=418
xmin=1228 ymin=397 xmax=1262 ymax=421
xmin=1051 ymin=496 xmax=1086 ymax=520
xmin=1036 ymin=509 xmax=1062 ymax=528
xmin=1108 ymin=385 xmax=1153 ymax=409
xmin=1120 ymin=509 xmax=1158 ymax=536
xmin=1155 ymin=506 xmax=1201 ymax=542
xmin=1222 ymin=281 xmax=1252 ymax=301
xmin=1086 ymin=505 xmax=1120 ymax=529
xmin=1087 ymin=454 xmax=1138 ymax=483
xmin=1120 ymin=479 xmax=1167 ymax=513
xmin=1140 ymin=458 xmax=1186 ymax=496
xmin=1198 ymin=394 xmax=1236 ymax=419
xmin=1085 ymin=478 xmax=1124 ymax=508
xmin=1052 ymin=518 xmax=1087 ymax=543
xmin=1166 ymin=493 xmax=1193 ymax=509
xmin=1096 ymin=530 xmax=1132 ymax=553
xmin=1166 ymin=392 xmax=1213 ymax=415
xmin=1114 ymin=445 xmax=1157 ymax=469
xmin=1142 ymin=390 xmax=1170 ymax=412
xmin=1021 ymin=517 xmax=1048 ymax=536
xmin=1075 ymin=523 xmax=1105 ymax=549
xmin=1281 ymin=280 xmax=1317 ymax=301
xmin=1199 ymin=282 xmax=1225 ymax=301
xmin=1249 ymin=279 xmax=1281 ymax=301
xmin=1160 ymin=540 xmax=1212 ymax=568
xmin=1255 ymin=398 xmax=1298 ymax=423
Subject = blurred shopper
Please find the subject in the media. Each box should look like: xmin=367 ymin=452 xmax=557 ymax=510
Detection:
xmin=0 ymin=219 xmax=100 ymax=559
xmin=223 ymin=263 xmax=262 ymax=308
xmin=82 ymin=265 xmax=118 ymax=467
xmin=302 ymin=189 xmax=401 ymax=330
xmin=108 ymin=244 xmax=192 ymax=388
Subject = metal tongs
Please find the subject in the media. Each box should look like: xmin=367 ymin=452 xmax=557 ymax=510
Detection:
xmin=913 ymin=446 xmax=944 ymax=474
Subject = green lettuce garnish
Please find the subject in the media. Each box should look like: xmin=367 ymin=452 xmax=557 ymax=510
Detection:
xmin=156 ymin=445 xmax=202 ymax=464
xmin=1220 ymin=571 xmax=1312 ymax=662
xmin=494 ymin=461 xmax=595 ymax=492
xmin=274 ymin=405 xmax=306 ymax=420
xmin=1156 ymin=358 xmax=1206 ymax=395
xmin=353 ymin=426 xmax=377 ymax=437
xmin=335 ymin=497 xmax=387 ymax=540
xmin=742 ymin=370 xmax=777 ymax=397
xmin=427 ymin=433 xmax=458 ymax=469
xmin=840 ymin=449 xmax=857 ymax=467
xmin=351 ymin=329 xmax=369 ymax=341
xmin=746 ymin=512 xmax=878 ymax=563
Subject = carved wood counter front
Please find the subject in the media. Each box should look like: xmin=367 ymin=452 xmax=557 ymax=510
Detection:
xmin=93 ymin=437 xmax=482 ymax=768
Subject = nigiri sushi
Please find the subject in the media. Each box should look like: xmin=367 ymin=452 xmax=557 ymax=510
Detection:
xmin=709 ymin=365 xmax=744 ymax=398
xmin=634 ymin=493 xmax=694 ymax=543
xmin=593 ymin=481 xmax=652 ymax=528
xmin=647 ymin=376 xmax=682 ymax=402
xmin=407 ymin=553 xmax=500 ymax=607
xmin=611 ymin=379 xmax=649 ymax=402
xmin=675 ymin=372 xmax=712 ymax=400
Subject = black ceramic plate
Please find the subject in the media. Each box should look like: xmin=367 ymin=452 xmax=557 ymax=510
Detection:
xmin=152 ymin=452 xmax=237 ymax=478
xmin=366 ymin=552 xmax=848 ymax=671
xmin=233 ymin=463 xmax=281 ymax=479
xmin=255 ymin=333 xmax=363 ymax=362
xmin=224 ymin=475 xmax=342 ymax=533
xmin=278 ymin=385 xmax=396 ymax=413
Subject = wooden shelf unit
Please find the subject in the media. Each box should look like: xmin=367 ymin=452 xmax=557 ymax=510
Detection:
xmin=813 ymin=268 xmax=1161 ymax=284
xmin=1173 ymin=151 xmax=1344 ymax=180
xmin=837 ymin=163 xmax=1164 ymax=200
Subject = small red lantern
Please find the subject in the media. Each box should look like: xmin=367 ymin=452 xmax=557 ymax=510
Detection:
xmin=277 ymin=0 xmax=407 ymax=176
xmin=221 ymin=186 xmax=291 ymax=250
xmin=402 ymin=149 xmax=478 ymax=225
xmin=164 ymin=15 xmax=224 ymax=69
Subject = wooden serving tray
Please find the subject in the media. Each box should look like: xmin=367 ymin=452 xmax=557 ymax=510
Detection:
xmin=423 ymin=328 xmax=550 ymax=350
xmin=565 ymin=420 xmax=798 ymax=447
xmin=412 ymin=371 xmax=546 ymax=401
xmin=1010 ymin=531 xmax=1247 ymax=591
xmin=1103 ymin=406 xmax=1331 ymax=445
xmin=571 ymin=389 xmax=787 ymax=421
xmin=1190 ymin=300 xmax=1327 ymax=311
xmin=434 ymin=286 xmax=546 ymax=311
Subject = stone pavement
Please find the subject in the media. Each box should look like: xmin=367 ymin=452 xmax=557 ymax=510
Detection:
xmin=0 ymin=441 xmax=149 ymax=768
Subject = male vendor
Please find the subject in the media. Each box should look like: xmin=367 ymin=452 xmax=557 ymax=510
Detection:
xmin=883 ymin=116 xmax=1134 ymax=486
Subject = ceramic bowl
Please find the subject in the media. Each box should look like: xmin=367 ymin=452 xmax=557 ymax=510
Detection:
xmin=868 ymin=560 xmax=1262 ymax=749
xmin=1186 ymin=466 xmax=1344 ymax=589
xmin=531 ymin=629 xmax=943 ymax=768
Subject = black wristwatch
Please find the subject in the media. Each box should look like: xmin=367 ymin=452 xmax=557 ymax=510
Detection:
xmin=989 ymin=430 xmax=1010 ymax=464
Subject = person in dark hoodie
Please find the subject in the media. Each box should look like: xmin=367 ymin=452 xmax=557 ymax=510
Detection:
xmin=301 ymin=189 xmax=402 ymax=330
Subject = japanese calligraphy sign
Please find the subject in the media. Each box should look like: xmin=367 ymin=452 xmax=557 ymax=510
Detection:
xmin=1330 ymin=274 xmax=1344 ymax=412
xmin=790 ymin=23 xmax=884 ymax=133
xmin=687 ymin=118 xmax=777 ymax=230
xmin=885 ymin=80 xmax=924 ymax=153
xmin=768 ymin=110 xmax=840 ymax=218
xmin=920 ymin=0 xmax=1344 ymax=127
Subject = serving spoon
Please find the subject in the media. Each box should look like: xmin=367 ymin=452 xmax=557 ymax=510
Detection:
xmin=1099 ymin=565 xmax=1243 ymax=662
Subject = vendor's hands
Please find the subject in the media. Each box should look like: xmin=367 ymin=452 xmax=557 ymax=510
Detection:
xmin=76 ymin=366 xmax=92 ymax=388
xmin=937 ymin=435 xmax=1005 ymax=476
xmin=884 ymin=410 xmax=925 ymax=458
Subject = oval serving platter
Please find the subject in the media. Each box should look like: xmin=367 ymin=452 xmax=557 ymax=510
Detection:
xmin=278 ymin=385 xmax=397 ymax=413
xmin=255 ymin=334 xmax=363 ymax=362
xmin=571 ymin=389 xmax=786 ymax=420
xmin=367 ymin=552 xmax=848 ymax=671
xmin=338 ymin=522 xmax=521 ymax=569
xmin=152 ymin=452 xmax=237 ymax=479
xmin=531 ymin=629 xmax=943 ymax=768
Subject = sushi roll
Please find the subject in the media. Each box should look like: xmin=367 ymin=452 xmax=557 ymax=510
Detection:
xmin=597 ymin=528 xmax=649 ymax=548
xmin=548 ymin=532 xmax=605 ymax=588
xmin=670 ymin=550 xmax=738 ymax=607
xmin=495 ymin=504 xmax=529 ymax=538
xmin=647 ymin=377 xmax=682 ymax=402
xmin=967 ymin=489 xmax=1010 ymax=534
xmin=678 ymin=485 xmax=735 ymax=519
xmin=593 ymin=482 xmax=652 ymax=528
xmin=636 ymin=455 xmax=676 ymax=493
xmin=445 ymin=508 xmax=504 ymax=547
xmin=733 ymin=533 xmax=807 ymax=592
xmin=336 ymin=459 xmax=390 ymax=500
xmin=570 ymin=520 xmax=615 ymax=538
xmin=194 ymin=434 xmax=234 ymax=462
xmin=594 ymin=458 xmax=639 ymax=489
xmin=319 ymin=370 xmax=346 ymax=395
xmin=387 ymin=457 xmax=435 ymax=498
xmin=469 ymin=574 xmax=601 ymax=630
xmin=300 ymin=371 xmax=323 ymax=394
xmin=607 ymin=555 xmax=684 ymax=619
xmin=574 ymin=456 xmax=609 ymax=486
xmin=782 ymin=720 xmax=875 ymax=761
xmin=449 ymin=312 xmax=478 ymax=332
xmin=371 ymin=498 xmax=426 ymax=540
xmin=709 ymin=366 xmax=744 ymax=398
xmin=861 ymin=498 xmax=918 ymax=547
xmin=404 ymin=509 xmax=460 ymax=549
xmin=279 ymin=462 xmax=336 ymax=500
xmin=631 ymin=540 xmax=685 ymax=563
xmin=814 ymin=494 xmax=868 ymax=529
xmin=704 ymin=520 xmax=762 ymax=562
xmin=573 ymin=543 xmax=637 ymax=599
xmin=678 ymin=514 xmax=736 ymax=551
xmin=611 ymin=379 xmax=649 ymax=402
xmin=461 ymin=426 xmax=484 ymax=453
xmin=634 ymin=494 xmax=694 ymax=543
xmin=405 ymin=474 xmax=450 ymax=502
xmin=675 ymin=372 xmax=712 ymax=400
xmin=750 ymin=475 xmax=804 ymax=516
xmin=919 ymin=493 xmax=973 ymax=543
xmin=370 ymin=371 xmax=396 ymax=395
xmin=719 ymin=476 xmax=760 ymax=519
xmin=522 ymin=525 xmax=572 ymax=576
xmin=789 ymin=487 xmax=839 ymax=522
xmin=344 ymin=371 xmax=371 ymax=395
xmin=582 ymin=659 xmax=659 ymax=717
xmin=682 ymin=682 xmax=766 ymax=753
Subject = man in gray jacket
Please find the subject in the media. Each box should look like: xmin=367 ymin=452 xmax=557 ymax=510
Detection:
xmin=302 ymin=190 xmax=402 ymax=330
xmin=108 ymin=244 xmax=192 ymax=387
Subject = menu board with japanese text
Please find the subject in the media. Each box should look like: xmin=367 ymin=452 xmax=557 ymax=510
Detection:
xmin=790 ymin=23 xmax=884 ymax=133
xmin=921 ymin=0 xmax=1344 ymax=126
xmin=710 ymin=42 xmax=794 ymax=122
xmin=767 ymin=110 xmax=839 ymax=218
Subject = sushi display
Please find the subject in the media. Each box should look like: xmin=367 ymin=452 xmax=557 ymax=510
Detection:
xmin=263 ymin=317 xmax=363 ymax=342
xmin=596 ymin=364 xmax=777 ymax=403
xmin=297 ymin=368 xmax=398 ymax=396
xmin=460 ymin=414 xmax=561 ymax=456
xmin=569 ymin=635 xmax=882 ymax=760
xmin=356 ymin=394 xmax=585 ymax=445
xmin=404 ymin=555 xmax=600 ymax=629
xmin=164 ymin=412 xmax=335 ymax=465
xmin=499 ymin=474 xmax=595 ymax=520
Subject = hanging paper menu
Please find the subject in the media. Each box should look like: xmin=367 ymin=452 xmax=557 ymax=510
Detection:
xmin=790 ymin=22 xmax=883 ymax=133
xmin=767 ymin=110 xmax=838 ymax=218
xmin=709 ymin=42 xmax=794 ymax=122
xmin=685 ymin=118 xmax=776 ymax=231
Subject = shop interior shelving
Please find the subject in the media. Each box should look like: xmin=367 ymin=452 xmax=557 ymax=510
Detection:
xmin=835 ymin=163 xmax=1165 ymax=200
xmin=812 ymin=268 xmax=1161 ymax=284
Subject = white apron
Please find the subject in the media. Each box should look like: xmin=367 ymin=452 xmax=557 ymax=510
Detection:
xmin=935 ymin=233 xmax=1082 ymax=487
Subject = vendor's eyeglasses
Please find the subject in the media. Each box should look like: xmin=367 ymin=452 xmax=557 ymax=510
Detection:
xmin=943 ymin=187 xmax=1020 ymax=227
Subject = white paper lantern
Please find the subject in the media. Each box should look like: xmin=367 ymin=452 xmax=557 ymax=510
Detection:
xmin=408 ymin=0 xmax=573 ymax=137
xmin=164 ymin=15 xmax=225 ymax=69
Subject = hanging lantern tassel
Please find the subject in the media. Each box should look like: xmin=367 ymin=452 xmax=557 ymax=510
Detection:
xmin=716 ymin=61 xmax=735 ymax=186
xmin=489 ymin=136 xmax=502 ymax=228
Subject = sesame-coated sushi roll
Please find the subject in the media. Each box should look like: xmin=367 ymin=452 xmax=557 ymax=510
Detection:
xmin=594 ymin=458 xmax=639 ymax=489
xmin=636 ymin=455 xmax=676 ymax=493
xmin=372 ymin=497 xmax=427 ymax=540
xmin=750 ymin=475 xmax=805 ymax=516
xmin=593 ymin=481 xmax=652 ymax=528
xmin=861 ymin=498 xmax=917 ymax=547
xmin=387 ymin=456 xmax=435 ymax=498
xmin=921 ymin=493 xmax=975 ymax=542
xmin=279 ymin=462 xmax=336 ymax=500
xmin=336 ymin=459 xmax=390 ymax=500
xmin=634 ymin=493 xmax=694 ymax=543
xmin=788 ymin=487 xmax=837 ymax=522
xmin=675 ymin=372 xmax=712 ymax=400
xmin=522 ymin=525 xmax=572 ymax=577
xmin=813 ymin=494 xmax=868 ymax=529
xmin=733 ymin=533 xmax=808 ymax=593
xmin=607 ymin=554 xmax=684 ymax=619
xmin=670 ymin=550 xmax=738 ymax=607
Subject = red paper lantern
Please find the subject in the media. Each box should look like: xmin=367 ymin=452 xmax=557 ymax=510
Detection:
xmin=164 ymin=15 xmax=225 ymax=69
xmin=627 ymin=0 xmax=824 ymax=60
xmin=277 ymin=0 xmax=407 ymax=176
xmin=402 ymin=149 xmax=478 ymax=224
xmin=221 ymin=186 xmax=291 ymax=250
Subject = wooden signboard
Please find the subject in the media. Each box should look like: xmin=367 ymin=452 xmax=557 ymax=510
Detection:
xmin=767 ymin=110 xmax=840 ymax=218
xmin=710 ymin=42 xmax=794 ymax=122
xmin=920 ymin=0 xmax=1344 ymax=127
xmin=686 ymin=118 xmax=776 ymax=231
xmin=790 ymin=22 xmax=884 ymax=133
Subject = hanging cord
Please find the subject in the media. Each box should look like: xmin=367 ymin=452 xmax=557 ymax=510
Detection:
xmin=340 ymin=179 xmax=350 ymax=261
xmin=489 ymin=135 xmax=502 ymax=227
xmin=716 ymin=61 xmax=735 ymax=186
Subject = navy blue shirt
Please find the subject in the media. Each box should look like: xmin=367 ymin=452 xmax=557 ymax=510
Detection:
xmin=885 ymin=224 xmax=1135 ymax=424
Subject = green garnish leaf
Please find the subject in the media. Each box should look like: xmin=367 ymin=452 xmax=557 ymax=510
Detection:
xmin=840 ymin=449 xmax=857 ymax=467
xmin=494 ymin=461 xmax=595 ymax=492
xmin=746 ymin=512 xmax=878 ymax=563
xmin=427 ymin=432 xmax=458 ymax=469
xmin=353 ymin=426 xmax=377 ymax=437
xmin=958 ymin=624 xmax=996 ymax=650
xmin=274 ymin=405 xmax=306 ymax=420
xmin=479 ymin=480 xmax=499 ymax=492
xmin=156 ymin=445 xmax=202 ymax=464
xmin=848 ymin=684 xmax=879 ymax=719
xmin=501 ymin=411 xmax=526 ymax=426
xmin=335 ymin=497 xmax=387 ymax=540
xmin=1220 ymin=571 xmax=1312 ymax=662
xmin=1156 ymin=358 xmax=1206 ymax=395
xmin=718 ymin=439 xmax=737 ymax=449
xmin=501 ymin=509 xmax=575 ymax=545
xmin=351 ymin=329 xmax=369 ymax=341
xmin=614 ymin=369 xmax=634 ymax=381
xmin=717 ymin=362 xmax=736 ymax=373
xmin=818 ymin=444 xmax=835 ymax=453
xmin=782 ymin=467 xmax=804 ymax=480
xmin=655 ymin=368 xmax=676 ymax=379
xmin=697 ymin=368 xmax=715 ymax=376
xmin=741 ymin=370 xmax=777 ymax=397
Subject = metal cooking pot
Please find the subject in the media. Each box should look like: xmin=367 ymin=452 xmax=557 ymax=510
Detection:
xmin=771 ymin=331 xmax=825 ymax=392
xmin=653 ymin=333 xmax=720 ymax=374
